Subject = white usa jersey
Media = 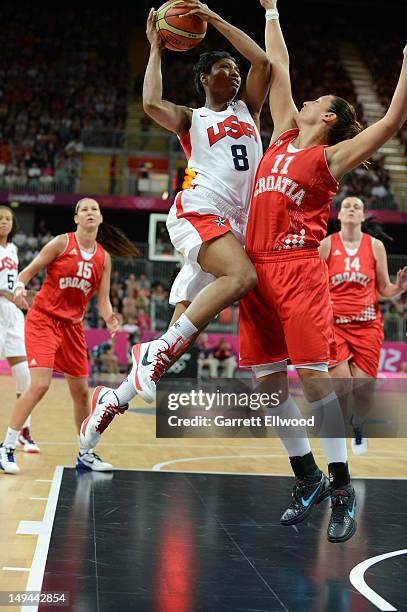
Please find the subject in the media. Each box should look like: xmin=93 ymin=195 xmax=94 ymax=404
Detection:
xmin=0 ymin=242 xmax=18 ymax=292
xmin=179 ymin=100 xmax=262 ymax=220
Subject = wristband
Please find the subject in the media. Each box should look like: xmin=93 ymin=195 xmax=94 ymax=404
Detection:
xmin=265 ymin=8 xmax=279 ymax=21
xmin=13 ymin=281 xmax=25 ymax=293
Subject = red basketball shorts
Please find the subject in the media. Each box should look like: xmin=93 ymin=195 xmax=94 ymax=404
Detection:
xmin=25 ymin=307 xmax=89 ymax=377
xmin=330 ymin=319 xmax=384 ymax=378
xmin=239 ymin=250 xmax=336 ymax=367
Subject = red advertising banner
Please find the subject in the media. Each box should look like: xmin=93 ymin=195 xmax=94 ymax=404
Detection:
xmin=0 ymin=191 xmax=173 ymax=212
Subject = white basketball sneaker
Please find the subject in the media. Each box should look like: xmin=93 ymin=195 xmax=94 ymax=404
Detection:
xmin=0 ymin=444 xmax=20 ymax=474
xmin=76 ymin=450 xmax=113 ymax=472
xmin=18 ymin=428 xmax=40 ymax=453
xmin=80 ymin=386 xmax=128 ymax=449
xmin=131 ymin=338 xmax=179 ymax=403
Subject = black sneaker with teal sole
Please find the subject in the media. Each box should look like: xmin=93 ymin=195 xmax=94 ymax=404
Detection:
xmin=327 ymin=484 xmax=357 ymax=543
xmin=281 ymin=472 xmax=331 ymax=526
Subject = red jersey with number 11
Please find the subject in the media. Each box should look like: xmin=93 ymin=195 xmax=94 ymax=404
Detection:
xmin=245 ymin=128 xmax=339 ymax=259
xmin=327 ymin=232 xmax=380 ymax=324
xmin=33 ymin=232 xmax=105 ymax=323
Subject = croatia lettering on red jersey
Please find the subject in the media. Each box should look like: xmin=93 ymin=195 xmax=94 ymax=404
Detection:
xmin=245 ymin=128 xmax=339 ymax=258
xmin=327 ymin=232 xmax=380 ymax=324
xmin=33 ymin=232 xmax=105 ymax=323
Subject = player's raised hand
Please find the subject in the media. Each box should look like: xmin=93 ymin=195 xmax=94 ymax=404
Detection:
xmin=106 ymin=313 xmax=121 ymax=338
xmin=259 ymin=0 xmax=278 ymax=9
xmin=146 ymin=7 xmax=164 ymax=49
xmin=396 ymin=267 xmax=407 ymax=292
xmin=179 ymin=1 xmax=218 ymax=23
xmin=13 ymin=286 xmax=29 ymax=310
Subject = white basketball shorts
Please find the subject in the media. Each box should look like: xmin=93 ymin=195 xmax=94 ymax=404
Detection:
xmin=0 ymin=298 xmax=26 ymax=358
xmin=167 ymin=185 xmax=246 ymax=306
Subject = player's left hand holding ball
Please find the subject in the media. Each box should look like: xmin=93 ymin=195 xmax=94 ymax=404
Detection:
xmin=146 ymin=7 xmax=165 ymax=49
xmin=106 ymin=313 xmax=122 ymax=337
xmin=179 ymin=1 xmax=219 ymax=23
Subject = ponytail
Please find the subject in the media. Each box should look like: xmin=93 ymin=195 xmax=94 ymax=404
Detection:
xmin=335 ymin=213 xmax=393 ymax=242
xmin=97 ymin=223 xmax=140 ymax=258
xmin=327 ymin=96 xmax=365 ymax=146
xmin=74 ymin=198 xmax=140 ymax=258
xmin=362 ymin=216 xmax=393 ymax=242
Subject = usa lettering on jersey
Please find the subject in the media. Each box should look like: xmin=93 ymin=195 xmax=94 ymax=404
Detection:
xmin=0 ymin=256 xmax=17 ymax=272
xmin=207 ymin=115 xmax=259 ymax=146
xmin=253 ymin=154 xmax=305 ymax=206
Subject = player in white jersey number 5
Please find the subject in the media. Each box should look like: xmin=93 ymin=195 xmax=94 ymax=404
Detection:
xmin=0 ymin=206 xmax=39 ymax=458
xmin=80 ymin=1 xmax=270 ymax=446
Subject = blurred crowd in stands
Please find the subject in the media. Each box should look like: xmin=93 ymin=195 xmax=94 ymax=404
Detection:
xmin=361 ymin=29 xmax=407 ymax=154
xmin=0 ymin=6 xmax=128 ymax=192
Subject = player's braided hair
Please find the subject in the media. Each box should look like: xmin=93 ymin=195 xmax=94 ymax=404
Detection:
xmin=0 ymin=205 xmax=18 ymax=241
xmin=193 ymin=51 xmax=238 ymax=97
xmin=75 ymin=199 xmax=140 ymax=258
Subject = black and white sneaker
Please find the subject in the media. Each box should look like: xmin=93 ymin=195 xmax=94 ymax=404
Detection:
xmin=76 ymin=450 xmax=113 ymax=472
xmin=0 ymin=444 xmax=20 ymax=474
xmin=327 ymin=484 xmax=357 ymax=543
xmin=281 ymin=472 xmax=331 ymax=525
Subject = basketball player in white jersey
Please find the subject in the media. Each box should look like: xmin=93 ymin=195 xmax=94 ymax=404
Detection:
xmin=80 ymin=1 xmax=271 ymax=443
xmin=0 ymin=206 xmax=39 ymax=453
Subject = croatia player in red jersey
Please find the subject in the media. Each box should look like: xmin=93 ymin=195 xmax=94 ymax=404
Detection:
xmin=80 ymin=0 xmax=270 ymax=445
xmin=0 ymin=198 xmax=138 ymax=475
xmin=320 ymin=196 xmax=407 ymax=454
xmin=238 ymin=0 xmax=407 ymax=542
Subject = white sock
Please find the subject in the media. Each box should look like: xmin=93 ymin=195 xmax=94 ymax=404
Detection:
xmin=160 ymin=313 xmax=198 ymax=350
xmin=114 ymin=379 xmax=137 ymax=406
xmin=270 ymin=395 xmax=312 ymax=457
xmin=310 ymin=391 xmax=347 ymax=464
xmin=3 ymin=427 xmax=19 ymax=449
xmin=23 ymin=415 xmax=31 ymax=429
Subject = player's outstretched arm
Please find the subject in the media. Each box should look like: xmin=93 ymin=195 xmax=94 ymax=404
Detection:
xmin=327 ymin=45 xmax=407 ymax=180
xmin=143 ymin=8 xmax=192 ymax=136
xmin=374 ymin=240 xmax=407 ymax=298
xmin=97 ymin=252 xmax=120 ymax=337
xmin=13 ymin=235 xmax=67 ymax=309
xmin=182 ymin=1 xmax=271 ymax=122
xmin=259 ymin=0 xmax=297 ymax=141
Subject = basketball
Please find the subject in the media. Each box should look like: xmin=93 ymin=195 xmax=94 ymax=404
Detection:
xmin=156 ymin=0 xmax=207 ymax=52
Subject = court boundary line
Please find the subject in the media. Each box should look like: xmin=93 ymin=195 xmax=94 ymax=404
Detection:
xmin=150 ymin=455 xmax=407 ymax=478
xmin=350 ymin=549 xmax=407 ymax=611
xmin=21 ymin=465 xmax=64 ymax=612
